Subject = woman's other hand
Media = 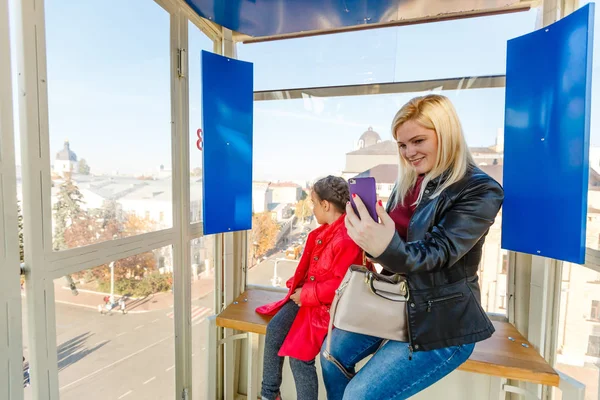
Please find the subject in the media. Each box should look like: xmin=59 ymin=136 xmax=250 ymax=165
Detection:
xmin=345 ymin=196 xmax=396 ymax=258
xmin=290 ymin=288 xmax=302 ymax=306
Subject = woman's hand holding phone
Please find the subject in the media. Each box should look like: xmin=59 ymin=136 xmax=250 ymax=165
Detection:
xmin=345 ymin=196 xmax=396 ymax=259
xmin=348 ymin=177 xmax=378 ymax=221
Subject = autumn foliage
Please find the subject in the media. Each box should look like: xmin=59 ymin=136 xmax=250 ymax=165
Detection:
xmin=251 ymin=212 xmax=280 ymax=258
xmin=52 ymin=178 xmax=165 ymax=289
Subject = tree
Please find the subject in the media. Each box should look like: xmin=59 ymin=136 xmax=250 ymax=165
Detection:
xmin=105 ymin=214 xmax=158 ymax=280
xmin=17 ymin=200 xmax=24 ymax=263
xmin=94 ymin=200 xmax=122 ymax=234
xmin=69 ymin=210 xmax=158 ymax=283
xmin=78 ymin=158 xmax=91 ymax=175
xmin=112 ymin=251 xmax=157 ymax=281
xmin=54 ymin=189 xmax=161 ymax=289
xmin=53 ymin=178 xmax=86 ymax=251
xmin=121 ymin=213 xmax=156 ymax=237
xmin=295 ymin=198 xmax=313 ymax=222
xmin=191 ymin=167 xmax=202 ymax=177
xmin=251 ymin=212 xmax=280 ymax=258
xmin=300 ymin=189 xmax=308 ymax=201
xmin=63 ymin=214 xmax=98 ymax=249
xmin=18 ymin=200 xmax=25 ymax=288
xmin=57 ymin=182 xmax=114 ymax=283
xmin=136 ymin=175 xmax=155 ymax=181
xmin=94 ymin=200 xmax=124 ymax=242
xmin=52 ymin=179 xmax=88 ymax=293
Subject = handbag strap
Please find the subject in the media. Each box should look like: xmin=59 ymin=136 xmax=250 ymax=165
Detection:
xmin=323 ymin=270 xmax=389 ymax=379
xmin=326 ymin=252 xmax=365 ymax=351
xmin=323 ymin=283 xmax=355 ymax=380
xmin=324 ymin=288 xmax=340 ymax=361
xmin=324 ymin=265 xmax=402 ymax=380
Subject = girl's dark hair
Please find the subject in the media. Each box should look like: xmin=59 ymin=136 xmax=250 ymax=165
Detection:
xmin=312 ymin=176 xmax=350 ymax=213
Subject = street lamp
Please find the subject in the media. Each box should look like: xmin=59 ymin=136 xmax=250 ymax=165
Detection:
xmin=252 ymin=241 xmax=259 ymax=268
xmin=109 ymin=261 xmax=115 ymax=306
xmin=271 ymin=258 xmax=299 ymax=287
xmin=64 ymin=274 xmax=79 ymax=296
xmin=289 ymin=216 xmax=295 ymax=239
xmin=595 ymin=360 xmax=600 ymax=400
xmin=271 ymin=259 xmax=282 ymax=287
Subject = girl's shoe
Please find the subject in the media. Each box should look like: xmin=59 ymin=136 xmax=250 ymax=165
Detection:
xmin=261 ymin=394 xmax=281 ymax=400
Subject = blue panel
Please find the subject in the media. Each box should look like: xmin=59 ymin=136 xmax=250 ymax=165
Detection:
xmin=202 ymin=51 xmax=253 ymax=235
xmin=185 ymin=0 xmax=397 ymax=37
xmin=502 ymin=5 xmax=594 ymax=264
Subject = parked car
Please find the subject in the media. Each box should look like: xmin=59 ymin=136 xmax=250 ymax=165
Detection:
xmin=285 ymin=244 xmax=303 ymax=260
xmin=23 ymin=357 xmax=30 ymax=388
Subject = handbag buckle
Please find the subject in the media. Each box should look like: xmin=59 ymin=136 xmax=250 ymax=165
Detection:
xmin=400 ymin=281 xmax=410 ymax=300
xmin=366 ymin=272 xmax=410 ymax=301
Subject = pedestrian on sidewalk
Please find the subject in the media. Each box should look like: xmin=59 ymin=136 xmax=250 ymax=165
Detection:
xmin=23 ymin=356 xmax=30 ymax=388
xmin=103 ymin=296 xmax=113 ymax=313
xmin=119 ymin=298 xmax=127 ymax=314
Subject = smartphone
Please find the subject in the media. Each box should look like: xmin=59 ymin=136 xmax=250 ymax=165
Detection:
xmin=348 ymin=177 xmax=378 ymax=221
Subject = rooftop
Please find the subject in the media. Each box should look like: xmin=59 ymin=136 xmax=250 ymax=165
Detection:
xmin=269 ymin=182 xmax=300 ymax=188
xmin=347 ymin=140 xmax=398 ymax=156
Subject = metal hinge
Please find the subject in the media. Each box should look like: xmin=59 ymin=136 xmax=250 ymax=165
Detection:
xmin=177 ymin=48 xmax=187 ymax=79
xmin=181 ymin=387 xmax=188 ymax=400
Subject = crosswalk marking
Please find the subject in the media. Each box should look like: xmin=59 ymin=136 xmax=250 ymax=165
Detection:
xmin=166 ymin=306 xmax=211 ymax=325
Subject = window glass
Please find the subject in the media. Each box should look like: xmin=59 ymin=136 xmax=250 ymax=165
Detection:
xmin=45 ymin=0 xmax=172 ymax=250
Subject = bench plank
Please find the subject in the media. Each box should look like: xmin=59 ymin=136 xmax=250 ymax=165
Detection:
xmin=464 ymin=321 xmax=559 ymax=386
xmin=216 ymin=289 xmax=282 ymax=335
xmin=216 ymin=289 xmax=559 ymax=387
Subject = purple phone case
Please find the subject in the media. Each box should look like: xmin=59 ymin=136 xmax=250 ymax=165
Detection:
xmin=348 ymin=177 xmax=378 ymax=221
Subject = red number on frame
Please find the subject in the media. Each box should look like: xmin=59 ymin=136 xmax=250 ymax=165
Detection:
xmin=196 ymin=129 xmax=203 ymax=151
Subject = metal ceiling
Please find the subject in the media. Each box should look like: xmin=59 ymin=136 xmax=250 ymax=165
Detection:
xmin=184 ymin=0 xmax=538 ymax=42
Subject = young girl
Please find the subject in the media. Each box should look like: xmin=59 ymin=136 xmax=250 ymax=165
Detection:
xmin=256 ymin=175 xmax=365 ymax=400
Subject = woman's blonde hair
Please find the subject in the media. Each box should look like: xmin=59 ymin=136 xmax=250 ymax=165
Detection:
xmin=391 ymin=94 xmax=474 ymax=207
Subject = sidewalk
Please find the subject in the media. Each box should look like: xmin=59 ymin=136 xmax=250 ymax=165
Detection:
xmin=50 ymin=277 xmax=215 ymax=314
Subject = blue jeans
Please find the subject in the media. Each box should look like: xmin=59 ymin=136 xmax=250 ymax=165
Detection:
xmin=262 ymin=301 xmax=318 ymax=400
xmin=320 ymin=328 xmax=475 ymax=400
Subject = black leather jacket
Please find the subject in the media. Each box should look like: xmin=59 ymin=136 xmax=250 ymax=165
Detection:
xmin=373 ymin=165 xmax=504 ymax=355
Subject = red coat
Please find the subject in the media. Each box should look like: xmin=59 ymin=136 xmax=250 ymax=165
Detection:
xmin=256 ymin=215 xmax=364 ymax=361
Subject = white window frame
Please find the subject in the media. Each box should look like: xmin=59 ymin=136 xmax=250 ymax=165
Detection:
xmin=508 ymin=2 xmax=592 ymax=399
xmin=12 ymin=0 xmax=217 ymax=398
xmin=0 ymin=0 xmax=24 ymax=398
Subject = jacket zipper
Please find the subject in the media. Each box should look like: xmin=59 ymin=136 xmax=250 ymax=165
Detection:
xmin=394 ymin=179 xmax=443 ymax=360
xmin=390 ymin=185 xmax=431 ymax=360
xmin=426 ymin=293 xmax=463 ymax=312
xmin=402 ymin=190 xmax=422 ymax=361
xmin=406 ymin=301 xmax=414 ymax=360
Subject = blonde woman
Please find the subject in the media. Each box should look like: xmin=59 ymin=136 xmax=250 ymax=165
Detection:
xmin=320 ymin=95 xmax=504 ymax=400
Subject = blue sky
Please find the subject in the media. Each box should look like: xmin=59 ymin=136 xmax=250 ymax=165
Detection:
xmin=10 ymin=1 xmax=600 ymax=182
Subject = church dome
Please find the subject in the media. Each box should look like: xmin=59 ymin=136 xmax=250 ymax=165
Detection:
xmin=56 ymin=140 xmax=78 ymax=162
xmin=357 ymin=127 xmax=382 ymax=149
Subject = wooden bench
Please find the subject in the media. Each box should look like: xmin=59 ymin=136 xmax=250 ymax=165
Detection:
xmin=207 ymin=289 xmax=583 ymax=400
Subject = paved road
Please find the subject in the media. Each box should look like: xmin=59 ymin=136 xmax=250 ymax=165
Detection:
xmin=248 ymin=219 xmax=316 ymax=287
xmin=23 ymin=293 xmax=214 ymax=400
xmin=21 ymin=249 xmax=298 ymax=400
xmin=248 ymin=252 xmax=300 ymax=288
